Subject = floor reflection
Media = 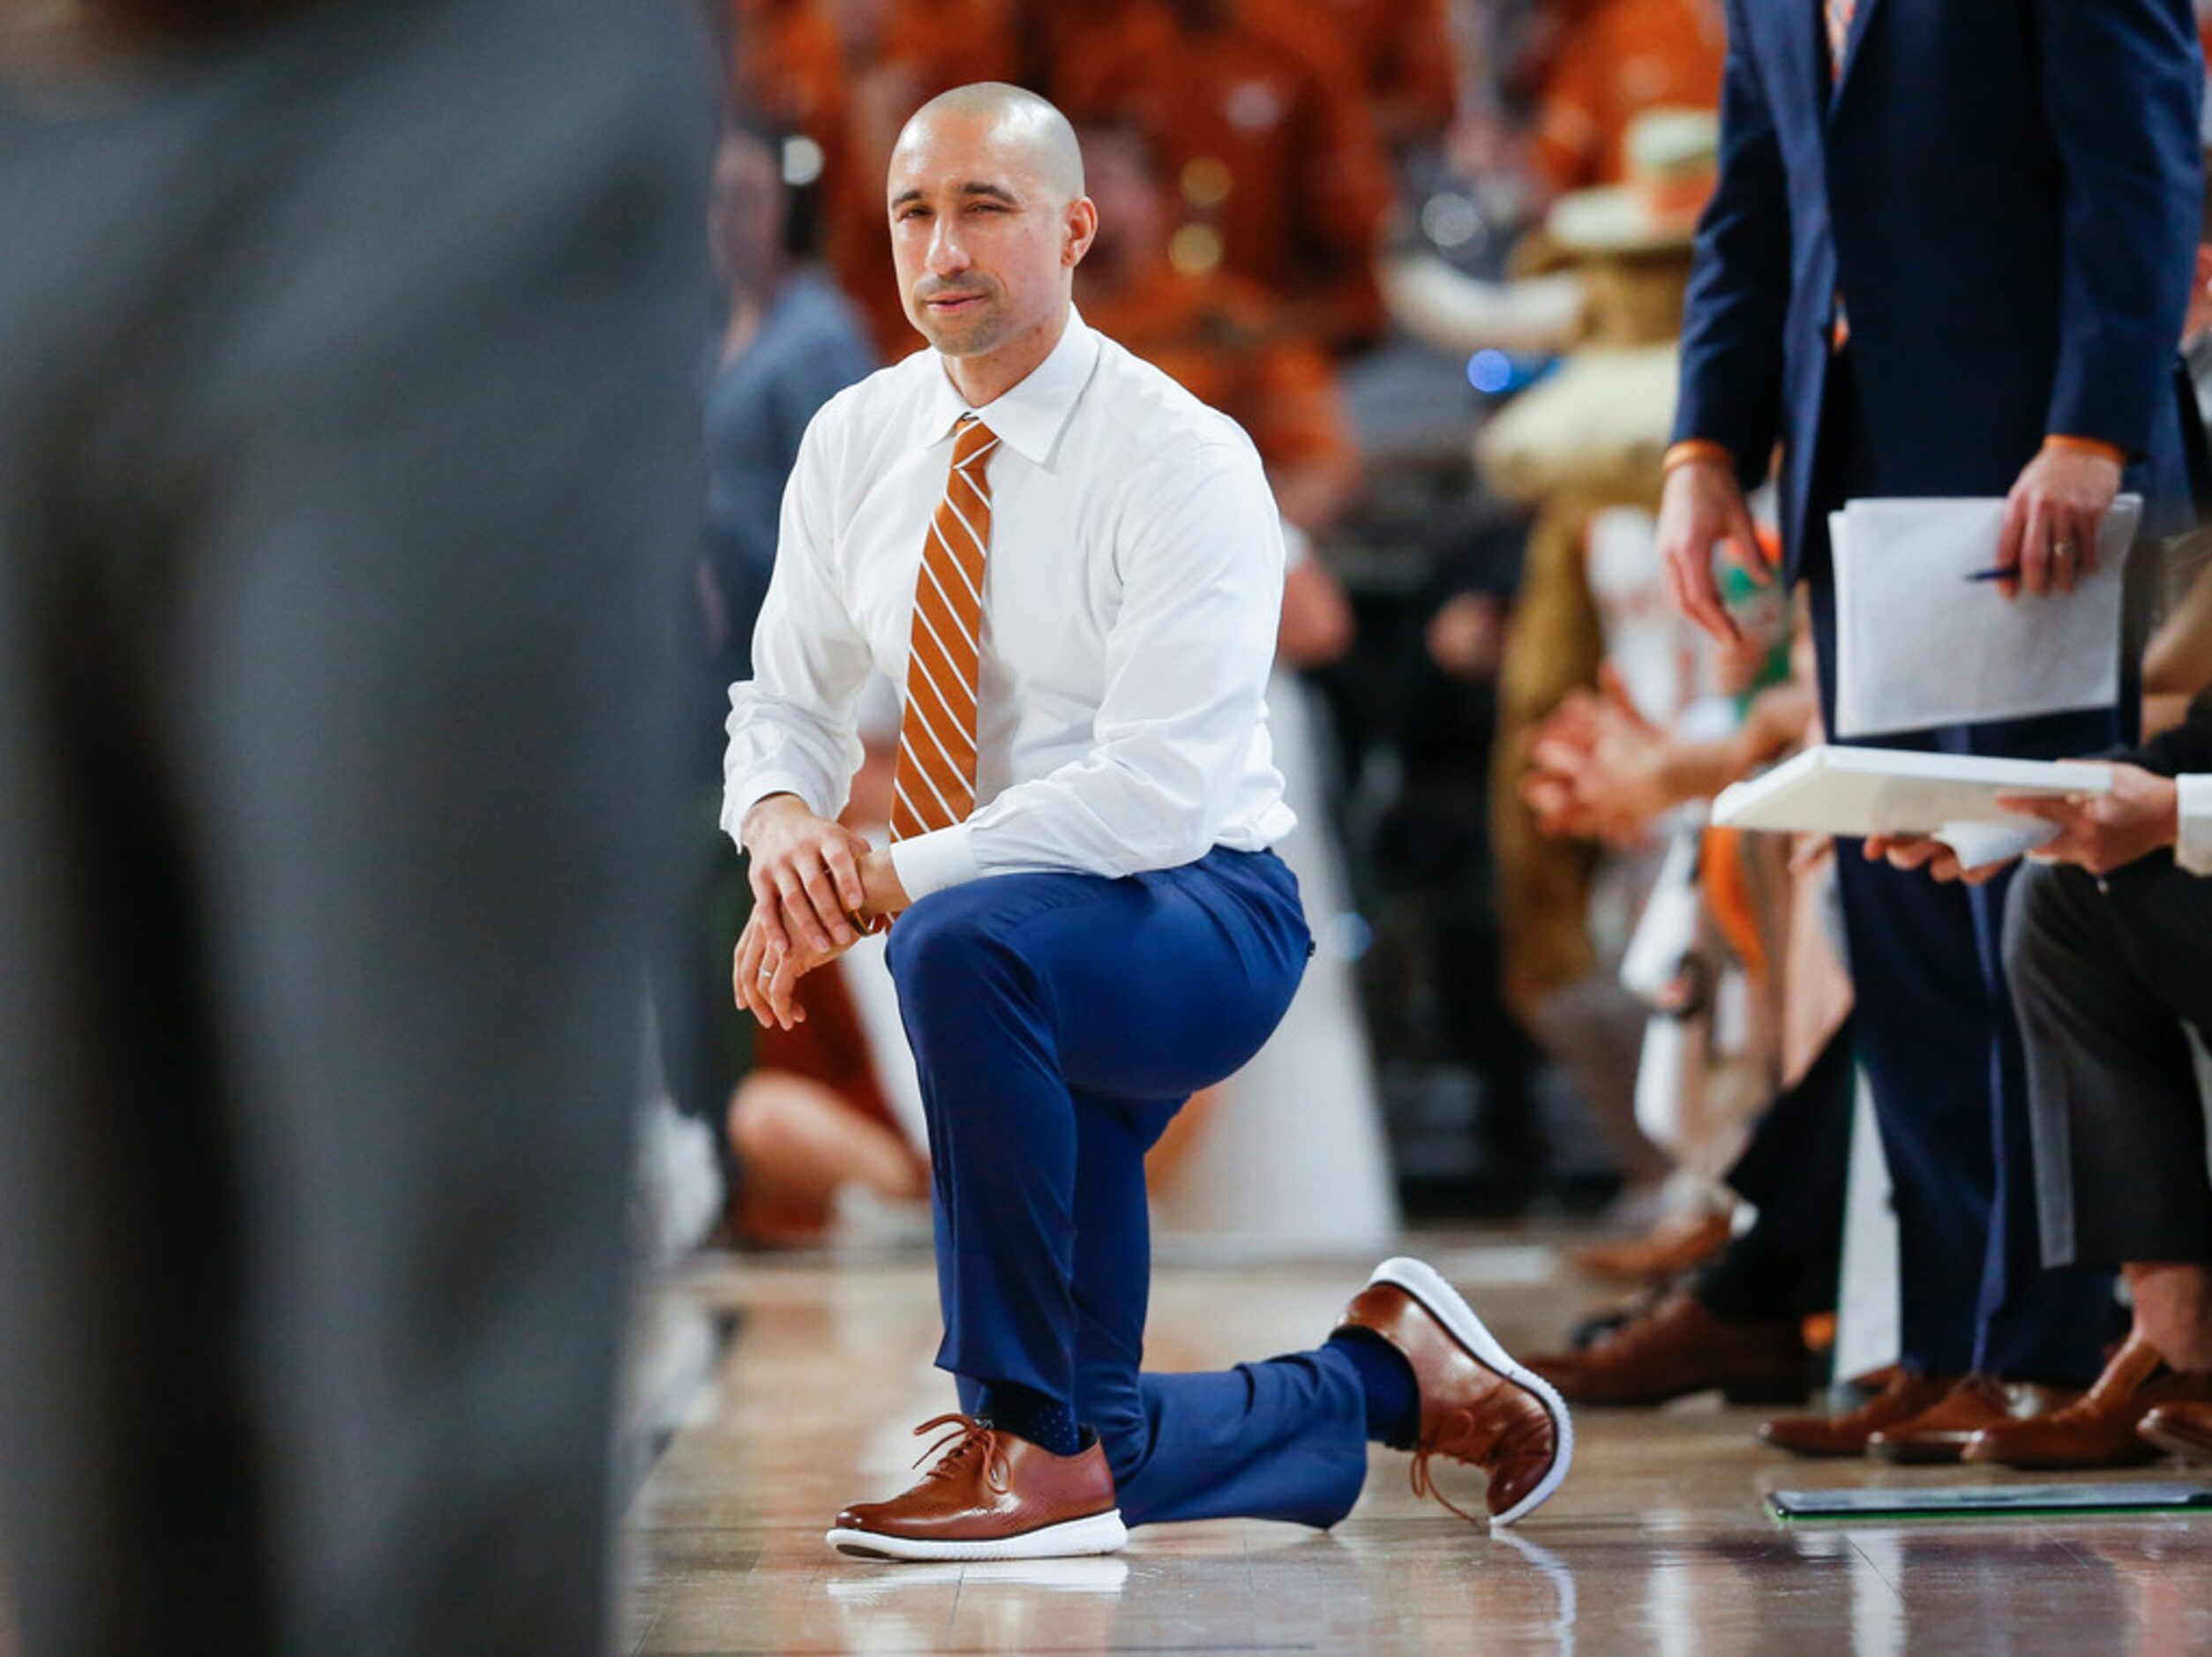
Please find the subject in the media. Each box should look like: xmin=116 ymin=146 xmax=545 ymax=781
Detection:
xmin=626 ymin=1253 xmax=2212 ymax=1655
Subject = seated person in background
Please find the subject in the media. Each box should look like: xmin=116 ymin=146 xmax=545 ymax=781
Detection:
xmin=1074 ymin=116 xmax=1361 ymax=544
xmin=1523 ymin=659 xmax=1814 ymax=850
xmin=727 ymin=0 xmax=1022 ymax=356
xmin=1530 ymin=1027 xmax=1856 ymax=1409
xmin=1528 ymin=0 xmax=1725 ymax=199
xmin=702 ymin=118 xmax=876 ymax=721
xmin=1052 ymin=0 xmax=1393 ymax=349
xmin=1875 ymin=686 xmax=2212 ymax=1470
xmin=1076 ymin=115 xmax=1358 ymax=667
xmin=1264 ymin=0 xmax=1458 ymax=156
xmin=1519 ymin=630 xmax=1863 ymax=1411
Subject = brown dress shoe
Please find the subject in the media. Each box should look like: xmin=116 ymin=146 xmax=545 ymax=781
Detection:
xmin=827 ymin=1413 xmax=1126 ymax=1561
xmin=1962 ymin=1335 xmax=2212 ymax=1470
xmin=1570 ymin=1210 xmax=1734 ymax=1285
xmin=1758 ymin=1368 xmax=1957 ymax=1458
xmin=1336 ymin=1256 xmax=1571 ymax=1526
xmin=1867 ymin=1376 xmax=2073 ymax=1465
xmin=1530 ymin=1292 xmax=1808 ymax=1406
xmin=2139 ymin=1400 xmax=2212 ymax=1463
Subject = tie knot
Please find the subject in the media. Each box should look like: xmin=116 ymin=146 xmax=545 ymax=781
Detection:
xmin=953 ymin=414 xmax=1000 ymax=471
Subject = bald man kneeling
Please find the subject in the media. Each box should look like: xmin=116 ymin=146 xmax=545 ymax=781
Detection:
xmin=722 ymin=83 xmax=1571 ymax=1560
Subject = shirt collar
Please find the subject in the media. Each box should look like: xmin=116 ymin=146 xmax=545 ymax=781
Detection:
xmin=914 ymin=307 xmax=1100 ymax=468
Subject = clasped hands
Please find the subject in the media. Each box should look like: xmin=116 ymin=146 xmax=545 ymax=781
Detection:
xmin=733 ymin=794 xmax=911 ymax=1030
xmin=1523 ymin=664 xmax=1676 ymax=847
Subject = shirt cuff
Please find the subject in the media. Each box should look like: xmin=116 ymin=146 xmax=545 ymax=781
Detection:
xmin=723 ymin=770 xmax=826 ymax=850
xmin=1662 ymin=439 xmax=1735 ymax=476
xmin=2043 ymin=433 xmax=2126 ymax=468
xmin=2176 ymin=774 xmax=2212 ymax=877
xmin=888 ymin=822 xmax=981 ymax=902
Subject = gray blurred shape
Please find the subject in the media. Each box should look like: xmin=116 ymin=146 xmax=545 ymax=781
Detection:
xmin=0 ymin=1 xmax=712 ymax=1651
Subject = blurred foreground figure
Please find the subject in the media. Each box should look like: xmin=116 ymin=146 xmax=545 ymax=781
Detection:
xmin=0 ymin=4 xmax=708 ymax=1652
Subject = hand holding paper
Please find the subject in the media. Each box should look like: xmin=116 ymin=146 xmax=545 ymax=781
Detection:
xmin=1830 ymin=494 xmax=2139 ymax=739
xmin=1997 ymin=439 xmax=2126 ymax=598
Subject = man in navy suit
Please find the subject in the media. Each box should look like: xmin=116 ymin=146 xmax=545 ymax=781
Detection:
xmin=1658 ymin=0 xmax=2202 ymax=1456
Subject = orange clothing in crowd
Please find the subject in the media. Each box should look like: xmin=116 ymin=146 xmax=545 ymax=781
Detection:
xmin=730 ymin=0 xmax=1019 ymax=356
xmin=1080 ymin=259 xmax=1359 ymax=528
xmin=1054 ymin=0 xmax=1394 ymax=348
xmin=1267 ymin=0 xmax=1459 ymax=149
xmin=1015 ymin=0 xmax=1153 ymax=85
xmin=1532 ymin=0 xmax=1724 ymax=194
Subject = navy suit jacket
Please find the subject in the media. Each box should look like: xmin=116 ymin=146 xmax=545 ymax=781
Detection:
xmin=1674 ymin=0 xmax=2204 ymax=580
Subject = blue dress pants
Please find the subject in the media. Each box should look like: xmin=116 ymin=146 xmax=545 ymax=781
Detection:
xmin=1803 ymin=353 xmax=2115 ymax=1384
xmin=885 ymin=847 xmax=1372 ymax=1528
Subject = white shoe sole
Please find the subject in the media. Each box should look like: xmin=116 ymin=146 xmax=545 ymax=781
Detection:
xmin=826 ymin=1508 xmax=1128 ymax=1563
xmin=1370 ymin=1255 xmax=1574 ymax=1527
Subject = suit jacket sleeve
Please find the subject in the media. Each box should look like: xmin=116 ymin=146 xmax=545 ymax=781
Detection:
xmin=2035 ymin=0 xmax=2203 ymax=459
xmin=1670 ymin=0 xmax=1794 ymax=491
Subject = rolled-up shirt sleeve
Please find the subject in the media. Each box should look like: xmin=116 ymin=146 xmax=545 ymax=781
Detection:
xmin=888 ymin=436 xmax=1288 ymax=899
xmin=721 ymin=408 xmax=872 ymax=846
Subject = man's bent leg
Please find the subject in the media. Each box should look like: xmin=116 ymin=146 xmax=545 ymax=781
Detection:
xmin=886 ymin=852 xmax=1367 ymax=1522
xmin=2006 ymin=858 xmax=2212 ymax=1272
xmin=1061 ymin=1087 xmax=1369 ymax=1529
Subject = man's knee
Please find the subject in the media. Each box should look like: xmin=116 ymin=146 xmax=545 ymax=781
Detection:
xmin=886 ymin=888 xmax=990 ymax=988
xmin=885 ymin=885 xmax=1041 ymax=1034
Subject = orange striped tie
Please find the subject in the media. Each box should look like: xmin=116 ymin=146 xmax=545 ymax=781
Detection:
xmin=889 ymin=414 xmax=999 ymax=843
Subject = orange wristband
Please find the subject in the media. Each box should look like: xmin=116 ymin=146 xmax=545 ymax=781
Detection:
xmin=1662 ymin=439 xmax=1734 ymax=475
xmin=2043 ymin=433 xmax=2126 ymax=467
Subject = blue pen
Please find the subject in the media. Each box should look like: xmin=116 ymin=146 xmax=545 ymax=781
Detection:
xmin=1963 ymin=567 xmax=2013 ymax=582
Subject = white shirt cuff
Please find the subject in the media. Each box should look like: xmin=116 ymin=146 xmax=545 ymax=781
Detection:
xmin=723 ymin=771 xmax=827 ymax=850
xmin=2176 ymin=774 xmax=2212 ymax=877
xmin=889 ymin=823 xmax=980 ymax=902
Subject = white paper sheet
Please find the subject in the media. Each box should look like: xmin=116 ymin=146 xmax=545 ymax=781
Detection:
xmin=1932 ymin=817 xmax=2061 ymax=870
xmin=1831 ymin=494 xmax=2139 ymax=739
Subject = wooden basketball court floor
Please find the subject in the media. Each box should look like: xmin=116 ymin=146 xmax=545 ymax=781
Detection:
xmin=625 ymin=1238 xmax=2212 ymax=1655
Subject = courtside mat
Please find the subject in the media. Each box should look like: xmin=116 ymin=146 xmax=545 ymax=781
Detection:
xmin=1770 ymin=1482 xmax=2212 ymax=1522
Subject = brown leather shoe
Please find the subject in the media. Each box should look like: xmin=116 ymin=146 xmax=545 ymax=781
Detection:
xmin=827 ymin=1413 xmax=1126 ymax=1561
xmin=1867 ymin=1376 xmax=2073 ymax=1465
xmin=1570 ymin=1210 xmax=1734 ymax=1285
xmin=1530 ymin=1292 xmax=1808 ymax=1406
xmin=1962 ymin=1335 xmax=2212 ymax=1470
xmin=2139 ymin=1400 xmax=2212 ymax=1463
xmin=1336 ymin=1256 xmax=1571 ymax=1526
xmin=1758 ymin=1368 xmax=1957 ymax=1458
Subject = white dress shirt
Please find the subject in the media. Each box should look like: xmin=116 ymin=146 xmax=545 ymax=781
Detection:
xmin=723 ymin=308 xmax=1295 ymax=900
xmin=2178 ymin=774 xmax=2212 ymax=876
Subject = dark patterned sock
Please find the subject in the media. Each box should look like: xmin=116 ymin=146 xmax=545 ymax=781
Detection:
xmin=976 ymin=1382 xmax=1084 ymax=1457
xmin=1328 ymin=1328 xmax=1421 ymax=1449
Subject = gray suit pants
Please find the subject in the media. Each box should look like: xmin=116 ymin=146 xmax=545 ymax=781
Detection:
xmin=0 ymin=4 xmax=709 ymax=1651
xmin=2006 ymin=856 xmax=2212 ymax=1272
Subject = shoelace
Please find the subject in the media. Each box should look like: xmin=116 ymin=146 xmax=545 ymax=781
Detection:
xmin=910 ymin=1413 xmax=1012 ymax=1495
xmin=1406 ymin=1406 xmax=1493 ymax=1525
